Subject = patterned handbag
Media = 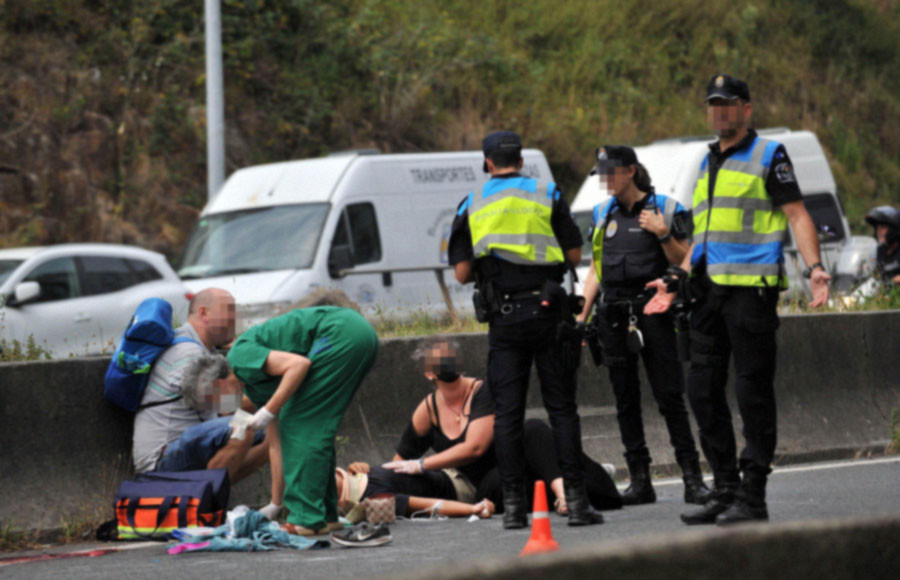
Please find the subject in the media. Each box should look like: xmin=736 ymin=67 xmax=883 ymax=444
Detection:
xmin=364 ymin=493 xmax=396 ymax=524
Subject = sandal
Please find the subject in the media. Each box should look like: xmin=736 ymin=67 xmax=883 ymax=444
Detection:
xmin=554 ymin=496 xmax=568 ymax=516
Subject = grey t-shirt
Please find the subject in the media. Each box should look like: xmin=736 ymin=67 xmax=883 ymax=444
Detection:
xmin=131 ymin=322 xmax=216 ymax=473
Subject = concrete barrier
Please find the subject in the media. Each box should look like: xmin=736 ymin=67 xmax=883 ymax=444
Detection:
xmin=1 ymin=311 xmax=899 ymax=530
xmin=390 ymin=515 xmax=900 ymax=580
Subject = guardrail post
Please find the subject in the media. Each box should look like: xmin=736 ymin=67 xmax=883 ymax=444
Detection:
xmin=434 ymin=268 xmax=459 ymax=322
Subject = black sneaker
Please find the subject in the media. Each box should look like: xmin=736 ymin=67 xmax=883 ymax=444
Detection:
xmin=330 ymin=522 xmax=393 ymax=547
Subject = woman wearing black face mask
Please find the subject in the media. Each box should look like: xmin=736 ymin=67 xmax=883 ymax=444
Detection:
xmin=372 ymin=340 xmax=497 ymax=514
xmin=368 ymin=340 xmax=623 ymax=518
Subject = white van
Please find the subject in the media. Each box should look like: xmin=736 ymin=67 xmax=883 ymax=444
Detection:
xmin=178 ymin=150 xmax=555 ymax=328
xmin=570 ymin=128 xmax=876 ymax=296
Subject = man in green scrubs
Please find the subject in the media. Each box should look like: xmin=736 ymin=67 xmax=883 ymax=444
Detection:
xmin=226 ymin=305 xmax=379 ymax=534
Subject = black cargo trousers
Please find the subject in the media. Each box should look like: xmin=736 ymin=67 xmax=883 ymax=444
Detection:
xmin=486 ymin=300 xmax=586 ymax=491
xmin=686 ymin=278 xmax=779 ymax=497
xmin=597 ymin=297 xmax=700 ymax=467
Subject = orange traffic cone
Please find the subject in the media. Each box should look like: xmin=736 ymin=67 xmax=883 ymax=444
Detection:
xmin=519 ymin=480 xmax=560 ymax=556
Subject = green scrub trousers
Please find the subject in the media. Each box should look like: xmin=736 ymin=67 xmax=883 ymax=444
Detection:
xmin=228 ymin=307 xmax=379 ymax=529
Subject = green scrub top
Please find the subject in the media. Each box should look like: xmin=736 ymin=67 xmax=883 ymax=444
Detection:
xmin=227 ymin=306 xmax=345 ymax=408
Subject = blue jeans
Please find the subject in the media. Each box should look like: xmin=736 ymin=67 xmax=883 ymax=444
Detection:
xmin=156 ymin=417 xmax=264 ymax=472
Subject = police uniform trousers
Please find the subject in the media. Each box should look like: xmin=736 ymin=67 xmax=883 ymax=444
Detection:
xmin=597 ymin=297 xmax=700 ymax=467
xmin=486 ymin=300 xmax=586 ymax=490
xmin=687 ymin=282 xmax=779 ymax=493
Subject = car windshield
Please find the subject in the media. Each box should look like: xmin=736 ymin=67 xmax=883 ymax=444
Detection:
xmin=178 ymin=203 xmax=330 ymax=278
xmin=0 ymin=259 xmax=23 ymax=287
xmin=572 ymin=210 xmax=595 ymax=265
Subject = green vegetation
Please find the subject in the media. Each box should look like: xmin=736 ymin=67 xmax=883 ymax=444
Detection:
xmin=372 ymin=310 xmax=486 ymax=338
xmin=2 ymin=0 xmax=899 ymax=257
xmin=0 ymin=521 xmax=39 ymax=552
xmin=781 ymin=284 xmax=900 ymax=314
xmin=0 ymin=336 xmax=52 ymax=362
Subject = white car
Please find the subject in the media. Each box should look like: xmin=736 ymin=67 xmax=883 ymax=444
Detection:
xmin=0 ymin=244 xmax=191 ymax=358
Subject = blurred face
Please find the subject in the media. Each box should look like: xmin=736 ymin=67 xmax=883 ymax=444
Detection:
xmin=598 ymin=165 xmax=635 ymax=197
xmin=206 ymin=373 xmax=243 ymax=414
xmin=423 ymin=341 xmax=458 ymax=384
xmin=707 ymin=98 xmax=751 ymax=139
xmin=203 ymin=295 xmax=236 ymax=347
xmin=876 ymin=224 xmax=889 ymax=245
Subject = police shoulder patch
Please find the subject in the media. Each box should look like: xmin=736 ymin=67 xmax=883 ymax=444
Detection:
xmin=774 ymin=161 xmax=796 ymax=184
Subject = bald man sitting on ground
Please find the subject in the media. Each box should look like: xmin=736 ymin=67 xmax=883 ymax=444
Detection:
xmin=131 ymin=288 xmax=281 ymax=519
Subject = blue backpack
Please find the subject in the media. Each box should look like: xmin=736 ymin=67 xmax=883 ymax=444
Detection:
xmin=104 ymin=298 xmax=200 ymax=412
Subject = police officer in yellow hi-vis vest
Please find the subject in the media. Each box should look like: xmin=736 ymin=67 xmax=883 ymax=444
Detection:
xmin=576 ymin=146 xmax=712 ymax=508
xmin=645 ymin=75 xmax=831 ymax=526
xmin=449 ymin=131 xmax=602 ymax=529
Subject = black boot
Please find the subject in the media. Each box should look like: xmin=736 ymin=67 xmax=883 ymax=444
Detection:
xmin=680 ymin=482 xmax=737 ymax=525
xmin=621 ymin=458 xmax=656 ymax=505
xmin=716 ymin=474 xmax=769 ymax=525
xmin=565 ymin=480 xmax=604 ymax=526
xmin=502 ymin=484 xmax=528 ymax=530
xmin=680 ymin=459 xmax=714 ymax=505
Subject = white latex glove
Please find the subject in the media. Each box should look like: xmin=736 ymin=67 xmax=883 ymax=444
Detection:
xmin=228 ymin=409 xmax=253 ymax=440
xmin=259 ymin=503 xmax=282 ymax=521
xmin=382 ymin=458 xmax=424 ymax=474
xmin=248 ymin=407 xmax=276 ymax=431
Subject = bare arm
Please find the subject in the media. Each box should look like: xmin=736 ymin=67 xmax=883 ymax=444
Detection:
xmin=644 ymin=242 xmax=695 ymax=315
xmin=406 ymin=496 xmax=495 ymax=519
xmin=266 ymin=417 xmax=285 ymax=506
xmin=421 ymin=415 xmax=494 ymax=470
xmin=240 ymin=395 xmax=257 ymax=413
xmin=565 ymin=247 xmax=582 ymax=269
xmin=781 ymin=201 xmax=831 ymax=307
xmin=639 ymin=209 xmax=687 ymax=265
xmin=660 ymin=237 xmax=689 ymax=266
xmin=259 ymin=350 xmax=312 ymax=415
xmin=577 ymin=258 xmax=600 ymax=322
xmin=394 ymin=399 xmax=433 ymax=462
xmin=454 ymin=261 xmax=474 ymax=284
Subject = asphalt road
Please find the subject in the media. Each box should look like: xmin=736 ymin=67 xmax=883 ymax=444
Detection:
xmin=3 ymin=456 xmax=899 ymax=579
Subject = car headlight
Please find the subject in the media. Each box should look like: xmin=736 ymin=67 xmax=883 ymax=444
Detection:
xmin=236 ymin=301 xmax=294 ymax=331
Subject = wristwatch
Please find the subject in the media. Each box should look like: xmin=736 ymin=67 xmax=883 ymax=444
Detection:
xmin=803 ymin=262 xmax=825 ymax=279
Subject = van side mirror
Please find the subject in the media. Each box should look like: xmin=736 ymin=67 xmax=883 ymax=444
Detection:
xmin=7 ymin=281 xmax=41 ymax=307
xmin=328 ymin=246 xmax=354 ymax=279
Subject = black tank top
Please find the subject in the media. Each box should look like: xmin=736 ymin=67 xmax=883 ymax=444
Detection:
xmin=425 ymin=382 xmax=496 ymax=487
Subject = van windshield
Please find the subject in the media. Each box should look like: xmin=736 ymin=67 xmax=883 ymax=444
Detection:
xmin=0 ymin=259 xmax=23 ymax=287
xmin=178 ymin=203 xmax=330 ymax=279
xmin=572 ymin=210 xmax=595 ymax=265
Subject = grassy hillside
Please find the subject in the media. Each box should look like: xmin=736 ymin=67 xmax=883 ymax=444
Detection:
xmin=2 ymin=0 xmax=899 ymax=259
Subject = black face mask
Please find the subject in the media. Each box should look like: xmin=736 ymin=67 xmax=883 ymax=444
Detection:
xmin=434 ymin=358 xmax=460 ymax=383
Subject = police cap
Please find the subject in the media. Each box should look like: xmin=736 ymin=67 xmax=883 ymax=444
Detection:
xmin=705 ymin=74 xmax=751 ymax=102
xmin=482 ymin=131 xmax=523 ymax=172
xmin=590 ymin=145 xmax=638 ymax=176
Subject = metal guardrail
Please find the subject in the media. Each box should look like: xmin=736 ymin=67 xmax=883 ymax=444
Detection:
xmin=338 ymin=264 xmax=460 ymax=320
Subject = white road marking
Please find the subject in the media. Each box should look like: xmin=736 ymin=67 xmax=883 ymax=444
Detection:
xmin=648 ymin=456 xmax=900 ymax=488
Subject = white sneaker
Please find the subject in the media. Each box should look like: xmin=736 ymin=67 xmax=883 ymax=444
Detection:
xmin=602 ymin=463 xmax=617 ymax=479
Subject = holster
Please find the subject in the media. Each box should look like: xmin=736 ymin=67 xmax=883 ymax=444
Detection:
xmin=557 ymin=319 xmax=583 ymax=373
xmin=473 ymin=278 xmax=499 ymax=323
xmin=583 ymin=313 xmax=605 ymax=367
xmin=673 ymin=306 xmax=691 ymax=362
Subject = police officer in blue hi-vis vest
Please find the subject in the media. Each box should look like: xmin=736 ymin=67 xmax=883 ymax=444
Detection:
xmin=645 ymin=75 xmax=831 ymax=526
xmin=576 ymin=145 xmax=713 ymax=508
xmin=449 ymin=131 xmax=603 ymax=529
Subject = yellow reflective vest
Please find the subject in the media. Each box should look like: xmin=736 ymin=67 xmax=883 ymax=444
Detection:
xmin=464 ymin=176 xmax=564 ymax=265
xmin=691 ymin=136 xmax=788 ymax=288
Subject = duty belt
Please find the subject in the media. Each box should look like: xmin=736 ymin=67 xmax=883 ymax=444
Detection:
xmin=498 ymin=288 xmax=542 ymax=315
